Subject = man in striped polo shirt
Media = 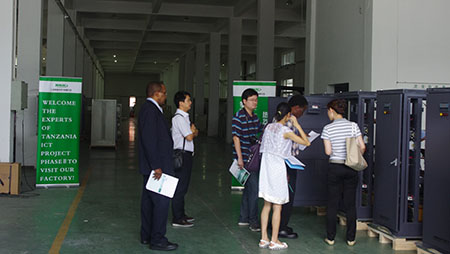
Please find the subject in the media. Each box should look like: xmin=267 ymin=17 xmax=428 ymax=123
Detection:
xmin=232 ymin=88 xmax=263 ymax=232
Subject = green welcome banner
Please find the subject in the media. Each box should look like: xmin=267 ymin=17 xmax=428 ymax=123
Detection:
xmin=36 ymin=77 xmax=82 ymax=187
xmin=232 ymin=80 xmax=276 ymax=189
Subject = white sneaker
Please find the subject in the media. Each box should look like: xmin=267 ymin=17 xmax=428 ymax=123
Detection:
xmin=238 ymin=222 xmax=249 ymax=226
xmin=324 ymin=238 xmax=335 ymax=246
xmin=347 ymin=240 xmax=356 ymax=246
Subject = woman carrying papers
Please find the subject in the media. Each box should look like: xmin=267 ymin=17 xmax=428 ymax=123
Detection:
xmin=258 ymin=102 xmax=310 ymax=250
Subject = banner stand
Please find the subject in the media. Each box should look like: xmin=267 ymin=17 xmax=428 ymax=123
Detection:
xmin=36 ymin=76 xmax=82 ymax=188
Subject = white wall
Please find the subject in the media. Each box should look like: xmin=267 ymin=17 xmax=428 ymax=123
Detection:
xmin=0 ymin=0 xmax=15 ymax=162
xmin=396 ymin=0 xmax=450 ymax=87
xmin=310 ymin=0 xmax=450 ymax=93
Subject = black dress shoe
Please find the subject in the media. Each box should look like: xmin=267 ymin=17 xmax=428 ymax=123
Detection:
xmin=150 ymin=241 xmax=178 ymax=251
xmin=140 ymin=239 xmax=150 ymax=245
xmin=278 ymin=230 xmax=298 ymax=239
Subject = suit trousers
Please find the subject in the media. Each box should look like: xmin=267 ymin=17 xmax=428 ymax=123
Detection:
xmin=141 ymin=174 xmax=170 ymax=245
xmin=172 ymin=152 xmax=193 ymax=221
xmin=326 ymin=163 xmax=358 ymax=241
xmin=280 ymin=166 xmax=297 ymax=231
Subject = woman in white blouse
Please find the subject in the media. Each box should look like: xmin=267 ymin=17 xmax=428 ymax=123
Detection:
xmin=258 ymin=102 xmax=310 ymax=250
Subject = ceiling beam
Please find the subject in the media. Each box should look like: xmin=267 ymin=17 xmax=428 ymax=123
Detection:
xmin=74 ymin=0 xmax=152 ymax=15
xmin=158 ymin=3 xmax=233 ymax=18
xmin=151 ymin=21 xmax=213 ymax=34
xmin=82 ymin=18 xmax=146 ymax=31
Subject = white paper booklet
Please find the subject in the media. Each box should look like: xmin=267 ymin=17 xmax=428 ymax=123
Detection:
xmin=298 ymin=130 xmax=321 ymax=151
xmin=228 ymin=160 xmax=250 ymax=185
xmin=285 ymin=156 xmax=306 ymax=170
xmin=146 ymin=171 xmax=179 ymax=198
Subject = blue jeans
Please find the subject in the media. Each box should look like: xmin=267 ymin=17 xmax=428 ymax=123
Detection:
xmin=239 ymin=171 xmax=259 ymax=225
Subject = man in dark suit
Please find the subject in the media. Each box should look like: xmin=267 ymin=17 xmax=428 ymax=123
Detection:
xmin=138 ymin=81 xmax=178 ymax=251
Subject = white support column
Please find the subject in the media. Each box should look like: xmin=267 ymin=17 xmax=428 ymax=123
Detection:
xmin=178 ymin=55 xmax=186 ymax=91
xmin=16 ymin=0 xmax=43 ymax=166
xmin=184 ymin=49 xmax=195 ymax=94
xmin=305 ymin=0 xmax=317 ymax=95
xmin=0 ymin=0 xmax=15 ymax=162
xmin=83 ymin=51 xmax=93 ymax=98
xmin=75 ymin=39 xmax=84 ymax=77
xmin=46 ymin=0 xmax=65 ymax=76
xmin=226 ymin=17 xmax=242 ymax=143
xmin=256 ymin=0 xmax=275 ymax=81
xmin=207 ymin=32 xmax=221 ymax=137
xmin=194 ymin=43 xmax=205 ymax=121
xmin=63 ymin=10 xmax=76 ymax=76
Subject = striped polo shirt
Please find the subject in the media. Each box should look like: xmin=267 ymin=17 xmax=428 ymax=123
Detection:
xmin=321 ymin=118 xmax=361 ymax=161
xmin=232 ymin=108 xmax=262 ymax=162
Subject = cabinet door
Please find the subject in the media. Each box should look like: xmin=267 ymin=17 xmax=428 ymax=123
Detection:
xmin=373 ymin=93 xmax=403 ymax=232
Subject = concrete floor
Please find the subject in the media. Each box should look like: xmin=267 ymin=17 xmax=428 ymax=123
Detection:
xmin=0 ymin=119 xmax=416 ymax=254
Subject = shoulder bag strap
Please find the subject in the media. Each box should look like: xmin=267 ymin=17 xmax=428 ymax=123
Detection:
xmin=174 ymin=113 xmax=186 ymax=152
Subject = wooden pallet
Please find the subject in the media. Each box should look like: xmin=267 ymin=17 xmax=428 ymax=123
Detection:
xmin=367 ymin=224 xmax=419 ymax=251
xmin=337 ymin=214 xmax=369 ymax=230
xmin=416 ymin=243 xmax=444 ymax=254
xmin=309 ymin=206 xmax=327 ymax=216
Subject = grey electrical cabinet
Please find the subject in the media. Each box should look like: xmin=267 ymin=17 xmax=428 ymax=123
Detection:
xmin=91 ymin=99 xmax=117 ymax=148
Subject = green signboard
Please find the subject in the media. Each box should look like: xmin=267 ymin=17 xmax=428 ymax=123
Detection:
xmin=36 ymin=77 xmax=82 ymax=187
xmin=232 ymin=80 xmax=276 ymax=189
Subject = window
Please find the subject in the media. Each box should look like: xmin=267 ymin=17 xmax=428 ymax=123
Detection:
xmin=280 ymin=78 xmax=294 ymax=97
xmin=281 ymin=51 xmax=295 ymax=66
xmin=248 ymin=63 xmax=256 ymax=74
xmin=129 ymin=96 xmax=136 ymax=107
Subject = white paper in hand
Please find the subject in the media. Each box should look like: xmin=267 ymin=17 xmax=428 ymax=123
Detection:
xmin=228 ymin=160 xmax=250 ymax=185
xmin=146 ymin=171 xmax=179 ymax=198
xmin=298 ymin=131 xmax=321 ymax=151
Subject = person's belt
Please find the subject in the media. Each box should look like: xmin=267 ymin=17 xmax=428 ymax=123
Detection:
xmin=174 ymin=149 xmax=194 ymax=156
xmin=329 ymin=159 xmax=345 ymax=164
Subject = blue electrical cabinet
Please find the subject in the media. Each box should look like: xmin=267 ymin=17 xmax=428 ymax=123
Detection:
xmin=335 ymin=91 xmax=376 ymax=221
xmin=423 ymin=88 xmax=450 ymax=253
xmin=373 ymin=89 xmax=426 ymax=238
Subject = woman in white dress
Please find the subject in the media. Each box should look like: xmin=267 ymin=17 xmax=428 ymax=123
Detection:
xmin=258 ymin=102 xmax=310 ymax=250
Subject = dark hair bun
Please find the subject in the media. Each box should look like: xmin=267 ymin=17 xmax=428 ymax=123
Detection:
xmin=327 ymin=99 xmax=347 ymax=115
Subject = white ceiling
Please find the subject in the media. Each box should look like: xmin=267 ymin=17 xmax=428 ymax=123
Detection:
xmin=68 ymin=0 xmax=306 ymax=74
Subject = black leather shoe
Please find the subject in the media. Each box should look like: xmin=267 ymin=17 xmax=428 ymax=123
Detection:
xmin=278 ymin=230 xmax=298 ymax=239
xmin=150 ymin=241 xmax=178 ymax=251
xmin=140 ymin=239 xmax=150 ymax=245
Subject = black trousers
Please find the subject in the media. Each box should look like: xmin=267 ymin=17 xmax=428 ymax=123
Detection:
xmin=326 ymin=163 xmax=358 ymax=241
xmin=172 ymin=152 xmax=193 ymax=222
xmin=280 ymin=166 xmax=297 ymax=231
xmin=141 ymin=174 xmax=170 ymax=245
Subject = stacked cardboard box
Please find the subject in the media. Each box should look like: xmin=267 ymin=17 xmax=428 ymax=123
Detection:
xmin=0 ymin=163 xmax=21 ymax=195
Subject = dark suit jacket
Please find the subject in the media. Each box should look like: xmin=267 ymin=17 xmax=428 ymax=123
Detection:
xmin=138 ymin=100 xmax=174 ymax=176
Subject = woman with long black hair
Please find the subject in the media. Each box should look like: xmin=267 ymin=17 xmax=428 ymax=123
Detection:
xmin=258 ymin=102 xmax=310 ymax=250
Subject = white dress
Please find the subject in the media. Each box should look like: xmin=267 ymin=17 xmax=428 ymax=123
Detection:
xmin=258 ymin=123 xmax=293 ymax=205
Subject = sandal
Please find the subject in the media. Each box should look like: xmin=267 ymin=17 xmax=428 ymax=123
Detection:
xmin=269 ymin=241 xmax=288 ymax=250
xmin=259 ymin=239 xmax=270 ymax=248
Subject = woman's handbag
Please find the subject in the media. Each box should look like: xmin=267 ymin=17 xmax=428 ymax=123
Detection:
xmin=345 ymin=122 xmax=368 ymax=171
